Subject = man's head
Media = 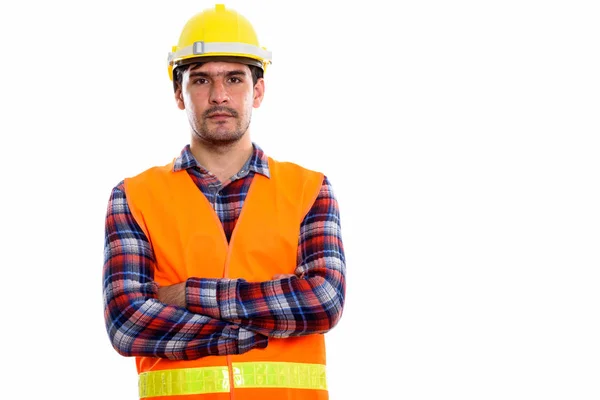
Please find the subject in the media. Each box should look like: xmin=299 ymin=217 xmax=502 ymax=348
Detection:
xmin=166 ymin=4 xmax=271 ymax=146
xmin=173 ymin=60 xmax=265 ymax=146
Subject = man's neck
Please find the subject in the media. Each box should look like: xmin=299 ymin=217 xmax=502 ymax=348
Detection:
xmin=190 ymin=136 xmax=254 ymax=183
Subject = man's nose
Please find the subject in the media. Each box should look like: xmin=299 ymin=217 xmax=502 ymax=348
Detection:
xmin=209 ymin=82 xmax=229 ymax=104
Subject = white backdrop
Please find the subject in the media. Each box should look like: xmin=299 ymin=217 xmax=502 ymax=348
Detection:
xmin=0 ymin=1 xmax=599 ymax=399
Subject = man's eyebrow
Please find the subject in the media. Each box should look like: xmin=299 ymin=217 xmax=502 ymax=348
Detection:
xmin=188 ymin=70 xmax=247 ymax=78
xmin=225 ymin=70 xmax=247 ymax=77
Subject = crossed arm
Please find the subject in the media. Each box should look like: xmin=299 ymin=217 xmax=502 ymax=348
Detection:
xmin=103 ymin=182 xmax=267 ymax=360
xmin=102 ymin=177 xmax=346 ymax=360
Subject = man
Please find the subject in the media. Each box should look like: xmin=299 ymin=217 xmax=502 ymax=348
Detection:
xmin=102 ymin=4 xmax=346 ymax=399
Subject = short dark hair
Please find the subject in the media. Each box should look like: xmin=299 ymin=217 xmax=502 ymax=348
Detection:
xmin=173 ymin=63 xmax=263 ymax=89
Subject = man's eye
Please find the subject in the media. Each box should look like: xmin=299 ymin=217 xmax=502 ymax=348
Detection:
xmin=194 ymin=78 xmax=208 ymax=84
xmin=229 ymin=77 xmax=242 ymax=83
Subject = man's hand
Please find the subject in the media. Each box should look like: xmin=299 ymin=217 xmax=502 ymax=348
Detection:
xmin=157 ymin=282 xmax=187 ymax=308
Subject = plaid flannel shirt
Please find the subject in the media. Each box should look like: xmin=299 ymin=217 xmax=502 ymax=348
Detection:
xmin=103 ymin=143 xmax=346 ymax=360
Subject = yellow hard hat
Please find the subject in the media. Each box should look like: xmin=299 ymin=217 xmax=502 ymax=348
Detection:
xmin=168 ymin=4 xmax=272 ymax=81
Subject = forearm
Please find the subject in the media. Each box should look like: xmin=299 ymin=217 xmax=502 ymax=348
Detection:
xmin=103 ymin=279 xmax=266 ymax=359
xmin=186 ymin=268 xmax=345 ymax=338
xmin=186 ymin=176 xmax=346 ymax=338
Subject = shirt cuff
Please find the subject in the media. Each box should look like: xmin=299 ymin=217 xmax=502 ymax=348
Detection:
xmin=186 ymin=278 xmax=220 ymax=318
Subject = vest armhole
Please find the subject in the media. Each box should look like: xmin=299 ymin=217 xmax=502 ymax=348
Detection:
xmin=123 ymin=177 xmax=152 ymax=243
xmin=267 ymin=157 xmax=325 ymax=221
xmin=300 ymin=172 xmax=325 ymax=221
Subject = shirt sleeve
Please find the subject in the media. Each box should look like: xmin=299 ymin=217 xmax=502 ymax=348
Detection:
xmin=185 ymin=176 xmax=346 ymax=338
xmin=103 ymin=181 xmax=268 ymax=359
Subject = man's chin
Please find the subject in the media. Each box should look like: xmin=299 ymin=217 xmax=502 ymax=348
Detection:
xmin=203 ymin=132 xmax=244 ymax=145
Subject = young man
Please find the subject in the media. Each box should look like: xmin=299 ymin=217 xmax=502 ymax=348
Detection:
xmin=102 ymin=4 xmax=346 ymax=399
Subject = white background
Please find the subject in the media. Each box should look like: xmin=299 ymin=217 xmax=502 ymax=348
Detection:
xmin=1 ymin=1 xmax=599 ymax=399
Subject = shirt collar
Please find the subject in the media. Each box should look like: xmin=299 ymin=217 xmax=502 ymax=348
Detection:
xmin=172 ymin=142 xmax=270 ymax=178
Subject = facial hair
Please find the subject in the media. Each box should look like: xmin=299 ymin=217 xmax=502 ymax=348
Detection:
xmin=190 ymin=105 xmax=251 ymax=146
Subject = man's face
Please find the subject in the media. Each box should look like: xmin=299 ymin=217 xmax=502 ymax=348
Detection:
xmin=176 ymin=61 xmax=265 ymax=146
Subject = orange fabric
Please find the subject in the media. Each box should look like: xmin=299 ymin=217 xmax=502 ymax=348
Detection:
xmin=147 ymin=396 xmax=230 ymax=400
xmin=124 ymin=158 xmax=326 ymax=400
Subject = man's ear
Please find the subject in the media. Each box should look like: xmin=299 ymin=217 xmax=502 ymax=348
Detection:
xmin=253 ymin=77 xmax=265 ymax=108
xmin=174 ymin=82 xmax=185 ymax=110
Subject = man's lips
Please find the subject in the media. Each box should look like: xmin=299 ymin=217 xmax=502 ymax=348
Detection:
xmin=208 ymin=113 xmax=233 ymax=118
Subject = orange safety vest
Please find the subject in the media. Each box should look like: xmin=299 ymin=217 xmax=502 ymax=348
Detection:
xmin=124 ymin=157 xmax=327 ymax=400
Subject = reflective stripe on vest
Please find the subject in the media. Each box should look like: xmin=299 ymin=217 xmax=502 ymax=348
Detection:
xmin=139 ymin=362 xmax=327 ymax=398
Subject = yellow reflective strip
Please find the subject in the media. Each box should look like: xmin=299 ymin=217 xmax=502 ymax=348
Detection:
xmin=139 ymin=362 xmax=327 ymax=397
xmin=139 ymin=366 xmax=230 ymax=398
xmin=232 ymin=362 xmax=327 ymax=390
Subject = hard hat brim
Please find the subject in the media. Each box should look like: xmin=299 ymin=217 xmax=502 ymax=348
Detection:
xmin=174 ymin=55 xmax=264 ymax=71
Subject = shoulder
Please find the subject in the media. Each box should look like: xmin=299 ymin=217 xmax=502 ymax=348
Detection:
xmin=122 ymin=160 xmax=177 ymax=191
xmin=268 ymin=157 xmax=324 ymax=181
xmin=106 ymin=160 xmax=175 ymax=202
xmin=267 ymin=157 xmax=336 ymax=193
xmin=128 ymin=161 xmax=175 ymax=181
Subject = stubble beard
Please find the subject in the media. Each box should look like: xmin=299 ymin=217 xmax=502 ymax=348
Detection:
xmin=191 ymin=108 xmax=251 ymax=147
